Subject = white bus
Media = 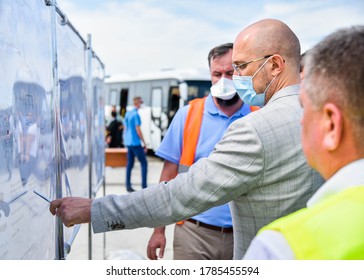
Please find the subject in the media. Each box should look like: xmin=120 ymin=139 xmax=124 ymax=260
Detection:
xmin=104 ymin=68 xmax=211 ymax=152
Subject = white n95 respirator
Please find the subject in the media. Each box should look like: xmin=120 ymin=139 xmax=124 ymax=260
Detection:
xmin=210 ymin=77 xmax=236 ymax=100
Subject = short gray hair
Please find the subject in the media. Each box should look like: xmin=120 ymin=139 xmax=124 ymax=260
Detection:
xmin=303 ymin=25 xmax=364 ymax=142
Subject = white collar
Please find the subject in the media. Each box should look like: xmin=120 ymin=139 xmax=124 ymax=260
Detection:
xmin=307 ymin=158 xmax=364 ymax=207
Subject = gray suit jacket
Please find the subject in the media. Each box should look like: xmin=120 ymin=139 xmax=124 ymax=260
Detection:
xmin=91 ymin=85 xmax=324 ymax=259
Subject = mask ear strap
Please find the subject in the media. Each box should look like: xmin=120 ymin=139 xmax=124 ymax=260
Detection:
xmin=263 ymin=75 xmax=277 ymax=94
xmin=252 ymin=57 xmax=270 ymax=79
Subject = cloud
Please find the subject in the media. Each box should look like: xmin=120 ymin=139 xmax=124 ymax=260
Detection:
xmin=61 ymin=1 xmax=242 ymax=75
xmin=60 ymin=0 xmax=363 ymax=75
xmin=258 ymin=0 xmax=364 ymax=51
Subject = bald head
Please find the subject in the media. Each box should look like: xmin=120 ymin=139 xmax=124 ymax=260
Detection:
xmin=234 ymin=19 xmax=301 ymax=72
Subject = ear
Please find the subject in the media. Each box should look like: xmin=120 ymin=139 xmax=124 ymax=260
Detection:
xmin=270 ymin=54 xmax=285 ymax=76
xmin=322 ymin=103 xmax=343 ymax=151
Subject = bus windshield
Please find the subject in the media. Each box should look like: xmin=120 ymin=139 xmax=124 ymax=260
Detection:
xmin=185 ymin=80 xmax=211 ymax=101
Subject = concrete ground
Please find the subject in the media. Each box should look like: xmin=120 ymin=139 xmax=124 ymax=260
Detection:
xmin=67 ymin=155 xmax=175 ymax=260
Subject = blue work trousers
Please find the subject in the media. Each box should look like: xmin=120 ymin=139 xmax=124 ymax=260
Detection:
xmin=126 ymin=145 xmax=148 ymax=189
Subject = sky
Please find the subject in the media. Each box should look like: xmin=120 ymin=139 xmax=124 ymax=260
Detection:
xmin=59 ymin=0 xmax=364 ymax=76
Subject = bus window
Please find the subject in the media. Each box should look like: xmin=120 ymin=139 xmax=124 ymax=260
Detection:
xmin=110 ymin=89 xmax=118 ymax=106
xmin=119 ymin=88 xmax=128 ymax=117
xmin=151 ymin=87 xmax=162 ymax=119
xmin=168 ymin=87 xmax=180 ymax=124
xmin=186 ymin=80 xmax=211 ymax=102
xmin=187 ymin=86 xmax=199 ymax=101
xmin=166 ymin=81 xmax=211 ymax=126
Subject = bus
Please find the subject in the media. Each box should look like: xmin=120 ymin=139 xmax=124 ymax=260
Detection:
xmin=104 ymin=68 xmax=211 ymax=152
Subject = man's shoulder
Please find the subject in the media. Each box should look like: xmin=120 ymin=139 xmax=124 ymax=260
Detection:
xmin=229 ymin=96 xmax=301 ymax=136
xmin=169 ymin=105 xmax=189 ymax=125
xmin=107 ymin=120 xmax=116 ymax=129
xmin=125 ymin=109 xmax=138 ymax=118
xmin=110 ymin=119 xmax=120 ymax=125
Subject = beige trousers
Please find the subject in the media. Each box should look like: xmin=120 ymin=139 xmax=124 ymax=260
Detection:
xmin=173 ymin=220 xmax=234 ymax=260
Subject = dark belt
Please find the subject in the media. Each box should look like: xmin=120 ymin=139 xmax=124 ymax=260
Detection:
xmin=186 ymin=219 xmax=233 ymax=233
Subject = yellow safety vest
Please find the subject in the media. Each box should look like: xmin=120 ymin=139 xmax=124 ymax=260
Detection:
xmin=260 ymin=186 xmax=364 ymax=260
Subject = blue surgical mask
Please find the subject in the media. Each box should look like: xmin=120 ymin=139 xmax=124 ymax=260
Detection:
xmin=233 ymin=58 xmax=275 ymax=107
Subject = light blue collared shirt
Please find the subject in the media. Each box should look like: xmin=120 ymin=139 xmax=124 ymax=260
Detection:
xmin=123 ymin=108 xmax=141 ymax=146
xmin=156 ymin=94 xmax=252 ymax=227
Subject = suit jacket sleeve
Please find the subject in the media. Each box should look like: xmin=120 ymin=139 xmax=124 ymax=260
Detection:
xmin=91 ymin=117 xmax=264 ymax=233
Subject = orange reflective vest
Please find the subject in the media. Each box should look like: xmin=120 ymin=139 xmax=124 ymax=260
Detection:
xmin=179 ymin=97 xmax=259 ymax=172
xmin=176 ymin=97 xmax=258 ymax=225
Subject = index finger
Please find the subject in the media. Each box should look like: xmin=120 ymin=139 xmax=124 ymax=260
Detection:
xmin=49 ymin=198 xmax=63 ymax=215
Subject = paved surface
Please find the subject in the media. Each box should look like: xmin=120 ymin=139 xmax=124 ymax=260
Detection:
xmin=67 ymin=155 xmax=175 ymax=260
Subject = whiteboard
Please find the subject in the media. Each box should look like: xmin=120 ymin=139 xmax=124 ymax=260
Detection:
xmin=56 ymin=12 xmax=90 ymax=255
xmin=0 ymin=0 xmax=56 ymax=259
xmin=0 ymin=0 xmax=105 ymax=259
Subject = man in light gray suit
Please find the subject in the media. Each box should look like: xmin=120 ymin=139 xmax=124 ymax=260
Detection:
xmin=50 ymin=19 xmax=324 ymax=259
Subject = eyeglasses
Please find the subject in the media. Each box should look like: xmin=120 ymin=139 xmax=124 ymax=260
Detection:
xmin=232 ymin=54 xmax=273 ymax=75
